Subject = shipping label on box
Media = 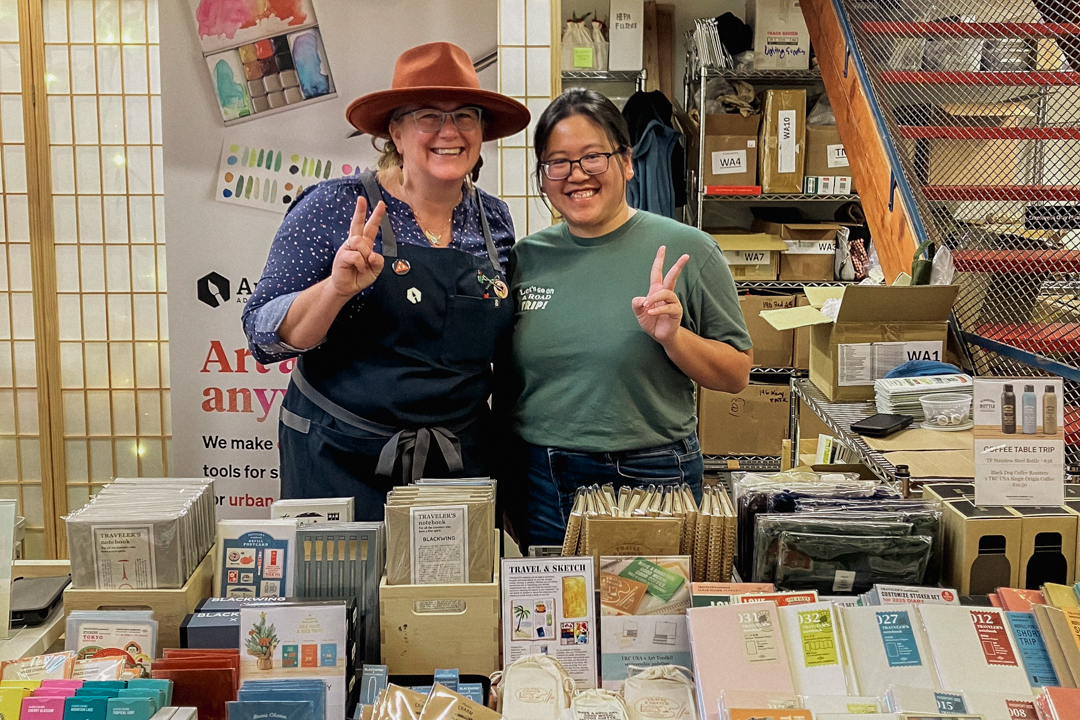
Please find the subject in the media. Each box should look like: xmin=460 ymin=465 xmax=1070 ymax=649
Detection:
xmin=747 ymin=0 xmax=810 ymax=70
xmin=974 ymin=378 xmax=1065 ymax=507
xmin=712 ymin=150 xmax=749 ymax=175
xmin=837 ymin=341 xmax=944 ymax=386
xmin=827 ymin=144 xmax=849 ymax=168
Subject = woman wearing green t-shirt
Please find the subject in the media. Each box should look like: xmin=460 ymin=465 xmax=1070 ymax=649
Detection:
xmin=503 ymin=89 xmax=754 ymax=551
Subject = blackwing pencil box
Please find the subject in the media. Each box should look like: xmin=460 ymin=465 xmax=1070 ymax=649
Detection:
xmin=180 ymin=611 xmax=240 ymax=649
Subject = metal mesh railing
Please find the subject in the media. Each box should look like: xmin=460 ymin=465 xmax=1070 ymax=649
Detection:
xmin=840 ymin=0 xmax=1080 ymax=456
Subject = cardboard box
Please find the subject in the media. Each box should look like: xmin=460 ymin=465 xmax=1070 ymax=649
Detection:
xmin=1007 ymin=506 xmax=1077 ymax=589
xmin=746 ymin=0 xmax=811 ymax=70
xmin=759 ymin=90 xmax=806 ymax=194
xmin=941 ymin=499 xmax=1022 ymax=595
xmin=702 ymin=114 xmax=761 ymax=189
xmin=64 ymin=547 xmax=214 ymax=652
xmin=752 ymin=221 xmax=840 ymax=282
xmin=793 ymin=294 xmax=811 ymax=369
xmin=922 ymin=483 xmax=975 ymax=503
xmin=710 ymin=230 xmax=787 ymax=281
xmin=761 ymin=284 xmax=959 ymax=402
xmin=379 ymin=531 xmax=500 ymax=675
xmin=698 ymin=383 xmax=790 ymax=456
xmin=740 ymin=293 xmax=796 ymax=367
xmin=803 ymin=124 xmax=855 ymax=194
xmin=609 ymin=0 xmax=644 ymax=71
xmin=927 ymin=102 xmax=1034 ymax=186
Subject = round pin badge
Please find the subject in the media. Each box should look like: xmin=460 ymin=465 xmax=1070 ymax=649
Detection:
xmin=493 ymin=279 xmax=509 ymax=299
xmin=393 ymin=259 xmax=411 ymax=275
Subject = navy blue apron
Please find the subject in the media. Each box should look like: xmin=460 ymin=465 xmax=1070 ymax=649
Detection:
xmin=278 ymin=171 xmax=511 ymax=520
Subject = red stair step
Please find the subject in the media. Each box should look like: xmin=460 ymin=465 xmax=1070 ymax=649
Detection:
xmin=924 ymin=185 xmax=1080 ymax=201
xmin=974 ymin=322 xmax=1080 ymax=353
xmin=898 ymin=126 xmax=1080 ymax=140
xmin=862 ymin=21 xmax=1080 ymax=38
xmin=954 ymin=250 xmax=1080 ymax=273
xmin=881 ymin=71 xmax=1080 ymax=85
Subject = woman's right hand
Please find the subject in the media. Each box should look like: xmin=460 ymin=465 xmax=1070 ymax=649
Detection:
xmin=330 ymin=195 xmax=387 ymax=298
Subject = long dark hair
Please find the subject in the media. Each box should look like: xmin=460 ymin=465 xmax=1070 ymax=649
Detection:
xmin=532 ymin=88 xmax=632 ymax=192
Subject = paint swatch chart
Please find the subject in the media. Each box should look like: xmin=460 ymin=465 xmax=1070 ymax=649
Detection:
xmin=216 ymin=139 xmax=360 ymax=213
xmin=191 ymin=0 xmax=335 ymax=124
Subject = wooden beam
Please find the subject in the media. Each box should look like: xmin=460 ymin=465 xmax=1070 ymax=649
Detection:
xmin=656 ymin=3 xmax=675 ymax=100
xmin=801 ymin=0 xmax=919 ymax=284
xmin=16 ymin=0 xmax=67 ymax=559
xmin=643 ymin=1 xmax=659 ymax=93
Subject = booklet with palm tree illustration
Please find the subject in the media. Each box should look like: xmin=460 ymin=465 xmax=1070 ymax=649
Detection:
xmin=500 ymin=556 xmax=597 ymax=689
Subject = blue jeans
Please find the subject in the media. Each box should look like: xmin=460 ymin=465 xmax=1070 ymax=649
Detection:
xmin=509 ymin=433 xmax=704 ymax=552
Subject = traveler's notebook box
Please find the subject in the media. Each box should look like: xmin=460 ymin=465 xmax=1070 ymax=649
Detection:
xmin=837 ymin=604 xmax=938 ymax=696
xmin=701 ymin=114 xmax=761 ymax=190
xmin=686 ymin=601 xmax=795 ymax=720
xmin=940 ymin=500 xmax=1022 ymax=595
xmin=761 ymin=284 xmax=959 ymax=402
xmin=916 ymin=605 xmax=1033 ymax=696
xmin=804 ymin=125 xmax=855 ymax=195
xmin=751 ymin=221 xmax=841 ymax=283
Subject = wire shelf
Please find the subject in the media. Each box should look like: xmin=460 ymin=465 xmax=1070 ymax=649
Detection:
xmin=703 ymin=455 xmax=782 ymax=472
xmin=561 ymin=70 xmax=644 ymax=82
xmin=737 ymin=280 xmax=859 ymax=290
xmin=699 ymin=68 xmax=824 ymax=82
xmin=700 ymin=192 xmax=860 ymax=202
xmin=792 ymin=379 xmax=900 ymax=487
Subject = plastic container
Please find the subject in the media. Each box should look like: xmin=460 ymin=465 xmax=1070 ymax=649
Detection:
xmin=919 ymin=393 xmax=972 ymax=428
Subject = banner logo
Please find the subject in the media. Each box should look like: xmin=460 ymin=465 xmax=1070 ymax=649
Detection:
xmin=198 ymin=272 xmax=231 ymax=308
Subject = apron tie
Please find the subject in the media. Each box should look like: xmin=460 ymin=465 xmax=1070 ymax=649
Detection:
xmin=375 ymin=427 xmax=465 ymax=484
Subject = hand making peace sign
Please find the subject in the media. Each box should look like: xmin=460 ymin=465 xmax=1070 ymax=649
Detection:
xmin=329 ymin=195 xmax=387 ymax=297
xmin=632 ymin=245 xmax=691 ymax=345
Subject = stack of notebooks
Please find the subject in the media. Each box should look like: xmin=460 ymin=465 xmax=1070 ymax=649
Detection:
xmin=150 ymin=648 xmax=239 ymax=720
xmin=384 ymin=479 xmax=496 ymax=586
xmin=874 ymin=373 xmax=973 ymax=422
xmin=561 ymin=483 xmax=735 ymax=583
xmin=687 ymin=594 xmax=1051 ymax=720
xmin=0 ymin=679 xmax=191 ymax=720
xmin=214 ymin=519 xmax=299 ymax=598
xmin=232 ymin=679 xmax=328 ymax=720
xmin=65 ymin=479 xmax=216 ymax=590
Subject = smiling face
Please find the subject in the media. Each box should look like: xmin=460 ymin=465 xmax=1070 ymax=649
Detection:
xmin=389 ymin=100 xmax=483 ymax=184
xmin=539 ymin=113 xmax=633 ymax=238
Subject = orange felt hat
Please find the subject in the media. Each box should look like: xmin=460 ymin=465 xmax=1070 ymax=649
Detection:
xmin=346 ymin=42 xmax=530 ymax=141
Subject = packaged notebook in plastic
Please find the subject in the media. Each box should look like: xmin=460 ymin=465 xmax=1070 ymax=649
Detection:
xmin=775 ymin=533 xmax=932 ymax=594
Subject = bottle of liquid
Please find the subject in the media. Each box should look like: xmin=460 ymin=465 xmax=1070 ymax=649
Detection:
xmin=895 ymin=464 xmax=911 ymax=495
xmin=1022 ymin=385 xmax=1037 ymax=434
xmin=1044 ymin=385 xmax=1058 ymax=435
xmin=1001 ymin=384 xmax=1016 ymax=434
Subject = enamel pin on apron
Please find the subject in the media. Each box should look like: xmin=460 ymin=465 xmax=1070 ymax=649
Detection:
xmin=393 ymin=259 xmax=411 ymax=275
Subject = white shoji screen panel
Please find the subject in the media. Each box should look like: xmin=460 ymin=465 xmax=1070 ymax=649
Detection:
xmin=0 ymin=0 xmax=46 ymax=559
xmin=42 ymin=0 xmax=169 ymax=514
xmin=498 ymin=0 xmax=556 ymax=236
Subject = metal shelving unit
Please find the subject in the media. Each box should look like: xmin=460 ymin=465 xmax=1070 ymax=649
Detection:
xmin=703 ymin=454 xmax=782 ymax=472
xmin=703 ymin=193 xmax=859 ymax=203
xmin=561 ymin=69 xmax=647 ymax=92
xmin=790 ymin=378 xmax=902 ymax=490
xmin=737 ymin=280 xmax=858 ymax=290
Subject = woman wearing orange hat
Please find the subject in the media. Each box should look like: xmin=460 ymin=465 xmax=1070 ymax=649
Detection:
xmin=242 ymin=43 xmax=529 ymax=520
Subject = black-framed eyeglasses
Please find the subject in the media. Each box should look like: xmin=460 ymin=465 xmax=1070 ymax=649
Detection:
xmin=408 ymin=107 xmax=483 ymax=133
xmin=539 ymin=151 xmax=621 ymax=180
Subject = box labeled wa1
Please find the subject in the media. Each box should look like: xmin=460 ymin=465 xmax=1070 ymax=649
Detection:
xmin=974 ymin=377 xmax=1064 ymax=506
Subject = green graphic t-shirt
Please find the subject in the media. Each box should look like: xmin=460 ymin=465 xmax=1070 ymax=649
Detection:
xmin=508 ymin=210 xmax=752 ymax=451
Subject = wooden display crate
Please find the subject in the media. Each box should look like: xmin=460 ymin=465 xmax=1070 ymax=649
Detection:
xmin=379 ymin=531 xmax=500 ymax=676
xmin=63 ymin=548 xmax=215 ymax=652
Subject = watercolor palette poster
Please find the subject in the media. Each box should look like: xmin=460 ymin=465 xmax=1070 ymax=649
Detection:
xmin=216 ymin=138 xmax=361 ymax=213
xmin=191 ymin=0 xmax=335 ymax=124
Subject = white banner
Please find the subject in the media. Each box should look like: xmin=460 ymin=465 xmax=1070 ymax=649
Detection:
xmin=160 ymin=0 xmax=500 ymax=518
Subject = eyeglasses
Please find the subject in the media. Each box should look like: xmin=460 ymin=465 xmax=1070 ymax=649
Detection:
xmin=408 ymin=107 xmax=483 ymax=133
xmin=539 ymin=151 xmax=621 ymax=180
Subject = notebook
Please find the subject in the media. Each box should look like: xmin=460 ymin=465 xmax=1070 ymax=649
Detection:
xmin=777 ymin=601 xmax=848 ymax=695
xmin=918 ymin=605 xmax=1032 ymax=695
xmin=838 ymin=604 xmax=938 ymax=696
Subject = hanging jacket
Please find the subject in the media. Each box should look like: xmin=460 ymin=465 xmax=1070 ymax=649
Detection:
xmin=627 ymin=119 xmax=680 ymax=218
xmin=622 ymin=90 xmax=686 ymax=210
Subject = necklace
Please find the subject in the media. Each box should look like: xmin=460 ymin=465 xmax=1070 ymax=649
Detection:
xmin=400 ymin=179 xmax=455 ymax=246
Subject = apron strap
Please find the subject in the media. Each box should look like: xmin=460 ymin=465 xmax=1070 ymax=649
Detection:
xmin=359 ymin=170 xmax=398 ymax=259
xmin=474 ymin=186 xmax=502 ymax=273
xmin=291 ymin=365 xmax=469 ymax=481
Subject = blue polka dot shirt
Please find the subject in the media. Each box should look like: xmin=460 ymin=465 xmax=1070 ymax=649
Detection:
xmin=242 ymin=174 xmax=516 ymax=365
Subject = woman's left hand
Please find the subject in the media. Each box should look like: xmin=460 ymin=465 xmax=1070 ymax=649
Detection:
xmin=632 ymin=246 xmax=690 ymax=345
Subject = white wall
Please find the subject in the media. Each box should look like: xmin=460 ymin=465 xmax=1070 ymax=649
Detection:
xmin=159 ymin=0 xmax=499 ymax=512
